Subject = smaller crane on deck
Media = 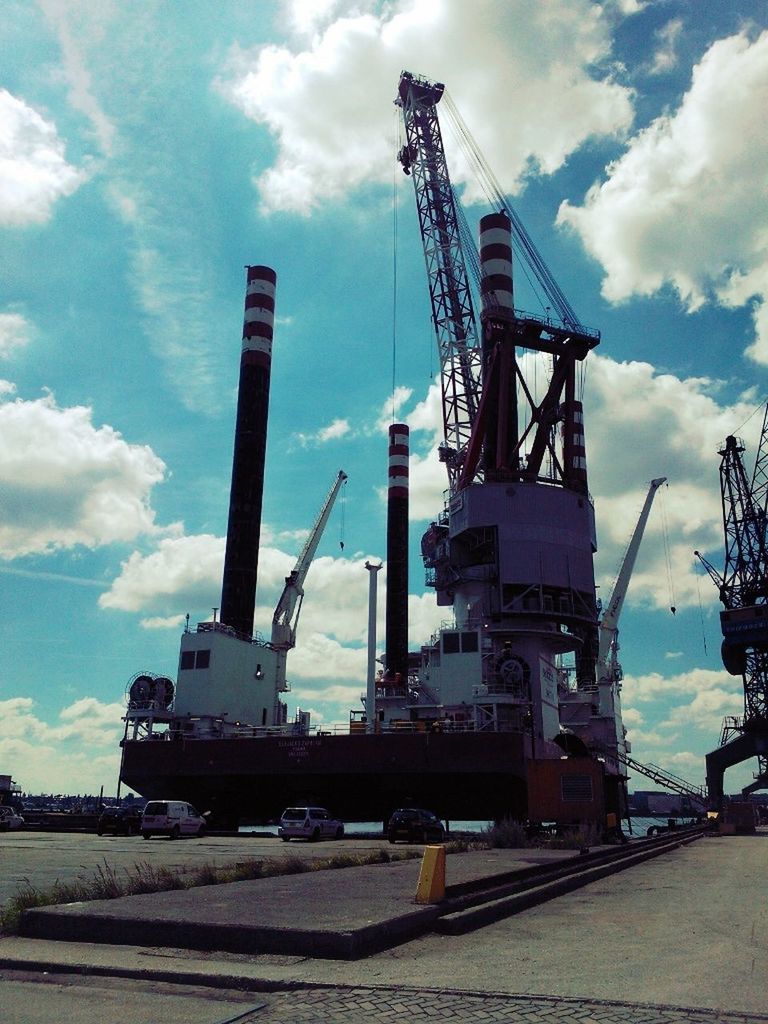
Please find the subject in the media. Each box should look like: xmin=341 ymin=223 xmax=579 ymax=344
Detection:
xmin=271 ymin=470 xmax=348 ymax=694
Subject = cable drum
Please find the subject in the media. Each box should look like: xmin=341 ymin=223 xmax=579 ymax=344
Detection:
xmin=153 ymin=676 xmax=175 ymax=708
xmin=488 ymin=652 xmax=530 ymax=697
xmin=128 ymin=674 xmax=154 ymax=708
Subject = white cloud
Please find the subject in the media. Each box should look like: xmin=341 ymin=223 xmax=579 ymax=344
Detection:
xmin=294 ymin=417 xmax=351 ymax=447
xmin=648 ymin=18 xmax=683 ymax=75
xmin=0 ymin=390 xmax=167 ymax=558
xmin=0 ymin=312 xmax=32 ymax=358
xmin=558 ymin=30 xmax=768 ymax=361
xmin=289 ymin=632 xmax=367 ymax=682
xmin=217 ymin=0 xmax=633 ymax=214
xmin=665 ymin=687 xmax=744 ymax=731
xmin=0 ymin=88 xmax=86 ymax=225
xmin=621 ymin=666 xmax=740 ymax=705
xmin=0 ymin=696 xmax=124 ymax=794
xmin=584 ymin=355 xmax=764 ymax=613
xmin=140 ymin=613 xmax=187 ymax=630
xmin=99 ymin=534 xmax=227 ymax=614
xmin=287 ymin=0 xmax=348 ymax=36
xmin=375 ymin=386 xmax=414 ymax=433
xmin=39 ymin=0 xmax=118 ymax=157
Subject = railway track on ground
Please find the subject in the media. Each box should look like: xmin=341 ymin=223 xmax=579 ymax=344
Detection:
xmin=436 ymin=824 xmax=709 ymax=934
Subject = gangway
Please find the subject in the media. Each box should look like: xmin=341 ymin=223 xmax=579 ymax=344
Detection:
xmin=619 ymin=753 xmax=707 ymax=803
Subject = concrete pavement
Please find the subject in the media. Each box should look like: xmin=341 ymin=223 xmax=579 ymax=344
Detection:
xmin=1 ymin=831 xmax=766 ymax=1020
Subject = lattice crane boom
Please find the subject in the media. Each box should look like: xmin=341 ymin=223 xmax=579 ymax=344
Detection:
xmin=396 ymin=70 xmax=599 ymax=497
xmin=396 ymin=72 xmax=482 ymax=491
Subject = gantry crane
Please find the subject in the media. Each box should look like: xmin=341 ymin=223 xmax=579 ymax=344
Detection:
xmin=697 ymin=413 xmax=768 ymax=806
xmin=271 ymin=470 xmax=347 ymax=693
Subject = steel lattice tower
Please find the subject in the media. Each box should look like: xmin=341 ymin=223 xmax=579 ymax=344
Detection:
xmin=698 ymin=426 xmax=768 ymax=803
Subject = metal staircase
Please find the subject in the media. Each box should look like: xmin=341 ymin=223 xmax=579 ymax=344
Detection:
xmin=619 ymin=753 xmax=706 ymax=802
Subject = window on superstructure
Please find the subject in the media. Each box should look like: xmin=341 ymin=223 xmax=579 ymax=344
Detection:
xmin=461 ymin=632 xmax=478 ymax=653
xmin=180 ymin=649 xmax=211 ymax=670
xmin=443 ymin=632 xmax=460 ymax=654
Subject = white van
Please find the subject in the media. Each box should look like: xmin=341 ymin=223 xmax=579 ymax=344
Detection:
xmin=141 ymin=800 xmax=206 ymax=840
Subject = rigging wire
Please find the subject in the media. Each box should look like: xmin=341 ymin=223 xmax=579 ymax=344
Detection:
xmin=442 ymin=90 xmax=584 ymax=331
xmin=695 ymin=562 xmax=708 ymax=656
xmin=732 ymin=392 xmax=768 ymax=439
xmin=339 ymin=474 xmax=347 ymax=552
xmin=391 ymin=105 xmax=400 ymax=424
xmin=659 ymin=482 xmax=677 ymax=614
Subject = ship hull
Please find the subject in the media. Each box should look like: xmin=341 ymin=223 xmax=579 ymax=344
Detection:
xmin=120 ymin=731 xmax=528 ymax=826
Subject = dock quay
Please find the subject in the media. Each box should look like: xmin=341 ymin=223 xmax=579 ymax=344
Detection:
xmin=1 ymin=827 xmax=766 ymax=1021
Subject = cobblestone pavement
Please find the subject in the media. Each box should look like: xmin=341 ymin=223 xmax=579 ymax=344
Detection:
xmin=233 ymin=986 xmax=768 ymax=1023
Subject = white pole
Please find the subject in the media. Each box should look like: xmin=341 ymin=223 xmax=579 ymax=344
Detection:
xmin=365 ymin=561 xmax=382 ymax=734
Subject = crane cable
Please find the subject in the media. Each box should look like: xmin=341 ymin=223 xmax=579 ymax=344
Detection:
xmin=659 ymin=482 xmax=677 ymax=614
xmin=442 ymin=90 xmax=584 ymax=331
xmin=339 ymin=474 xmax=347 ymax=552
xmin=391 ymin=104 xmax=400 ymax=425
xmin=695 ymin=561 xmax=708 ymax=656
xmin=441 ymin=91 xmax=590 ymax=407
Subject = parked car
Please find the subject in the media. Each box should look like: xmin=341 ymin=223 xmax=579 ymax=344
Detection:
xmin=0 ymin=806 xmax=24 ymax=831
xmin=278 ymin=806 xmax=344 ymax=842
xmin=97 ymin=806 xmax=143 ymax=836
xmin=141 ymin=800 xmax=206 ymax=839
xmin=387 ymin=808 xmax=446 ymax=844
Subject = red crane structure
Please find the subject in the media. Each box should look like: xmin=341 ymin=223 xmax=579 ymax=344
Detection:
xmin=696 ymin=414 xmax=768 ymax=807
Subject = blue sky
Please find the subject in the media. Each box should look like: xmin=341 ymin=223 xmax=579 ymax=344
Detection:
xmin=2 ymin=0 xmax=768 ymax=798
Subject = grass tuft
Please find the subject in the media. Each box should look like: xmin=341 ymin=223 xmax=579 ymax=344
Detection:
xmin=0 ymin=847 xmax=422 ymax=935
xmin=481 ymin=818 xmax=531 ymax=849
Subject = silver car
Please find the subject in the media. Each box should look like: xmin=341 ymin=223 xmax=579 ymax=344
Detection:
xmin=278 ymin=806 xmax=344 ymax=842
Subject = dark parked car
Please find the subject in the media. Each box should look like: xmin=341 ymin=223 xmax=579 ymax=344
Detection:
xmin=97 ymin=806 xmax=143 ymax=836
xmin=387 ymin=808 xmax=446 ymax=844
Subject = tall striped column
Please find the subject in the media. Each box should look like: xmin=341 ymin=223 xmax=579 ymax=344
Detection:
xmin=479 ymin=212 xmax=517 ymax=477
xmin=564 ymin=399 xmax=589 ymax=493
xmin=479 ymin=211 xmax=514 ymax=314
xmin=220 ymin=265 xmax=276 ymax=638
xmin=385 ymin=423 xmax=409 ymax=684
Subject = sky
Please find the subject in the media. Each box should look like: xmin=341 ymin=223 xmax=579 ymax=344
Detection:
xmin=1 ymin=0 xmax=768 ymax=799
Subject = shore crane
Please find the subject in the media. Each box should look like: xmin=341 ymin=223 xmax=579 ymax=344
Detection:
xmin=397 ymin=69 xmax=601 ymax=687
xmin=271 ymin=470 xmax=347 ymax=693
xmin=697 ymin=414 xmax=768 ymax=806
xmin=396 ymin=70 xmax=600 ymax=497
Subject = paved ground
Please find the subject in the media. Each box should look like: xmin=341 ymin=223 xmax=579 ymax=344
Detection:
xmin=1 ymin=830 xmax=766 ymax=1021
xmin=0 ymin=828 xmax=396 ymax=909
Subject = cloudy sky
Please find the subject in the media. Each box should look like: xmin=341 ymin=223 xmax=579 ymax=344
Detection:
xmin=2 ymin=0 xmax=767 ymax=800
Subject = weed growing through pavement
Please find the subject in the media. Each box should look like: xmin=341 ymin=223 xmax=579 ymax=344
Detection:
xmin=0 ymin=848 xmax=423 ymax=935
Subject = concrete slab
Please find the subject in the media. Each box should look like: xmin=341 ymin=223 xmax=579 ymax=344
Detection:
xmin=17 ymin=848 xmax=580 ymax=959
xmin=2 ymin=834 xmax=766 ymax=1017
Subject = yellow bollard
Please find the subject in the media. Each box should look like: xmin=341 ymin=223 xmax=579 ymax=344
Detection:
xmin=415 ymin=844 xmax=446 ymax=904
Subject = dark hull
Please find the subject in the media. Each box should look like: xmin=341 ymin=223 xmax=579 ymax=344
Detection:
xmin=120 ymin=732 xmax=529 ymax=826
